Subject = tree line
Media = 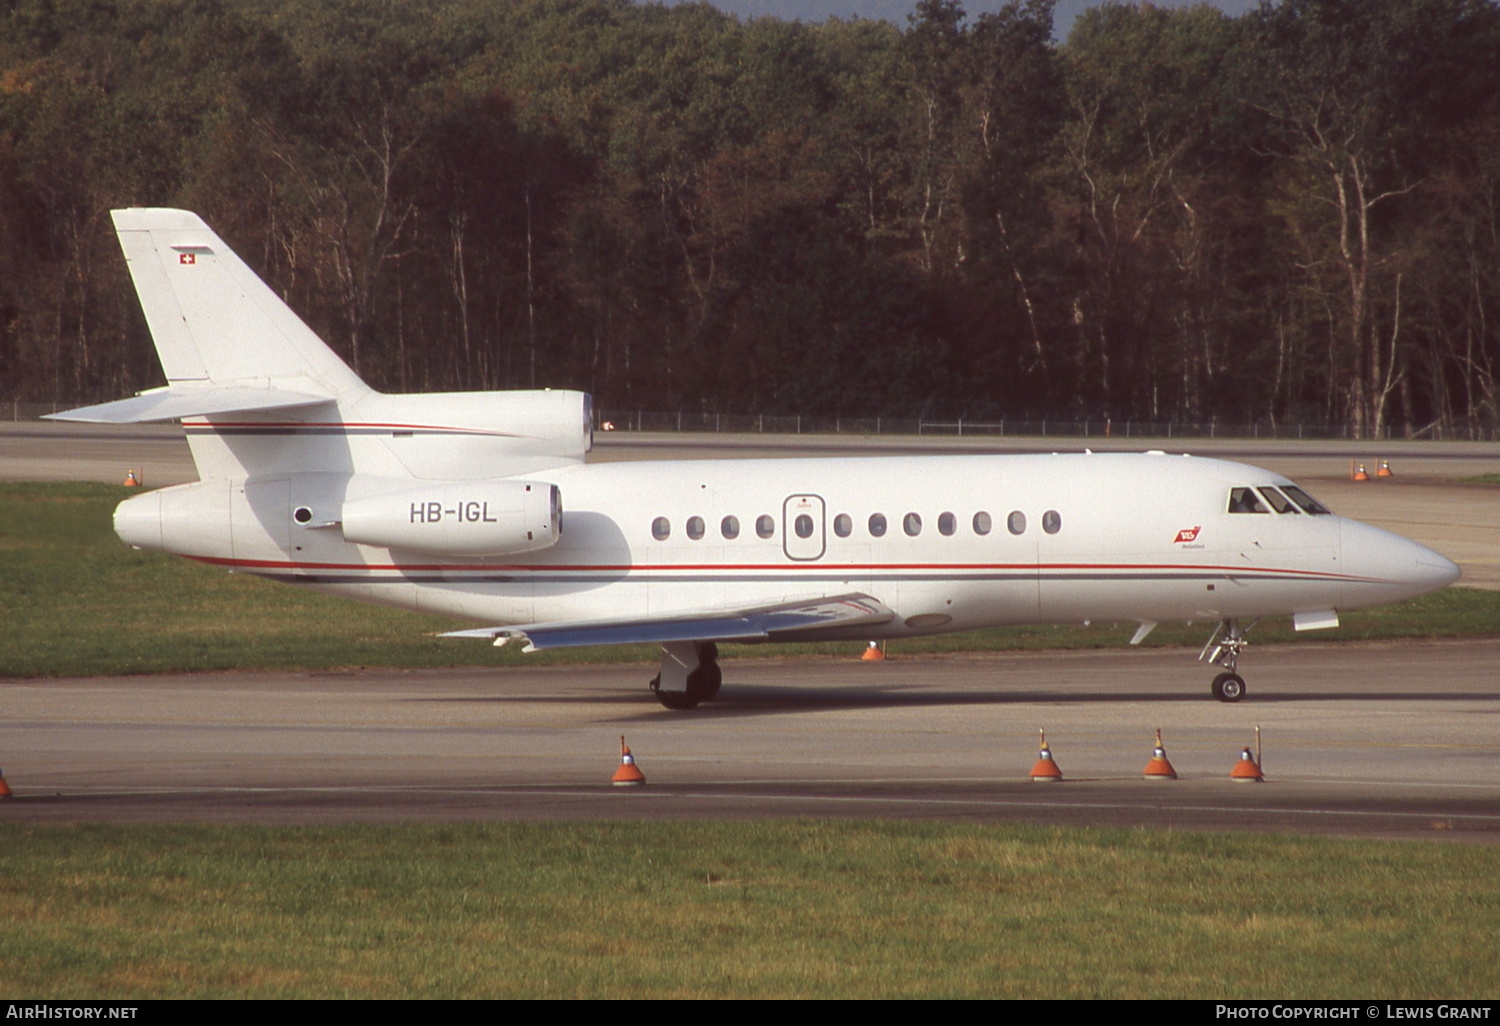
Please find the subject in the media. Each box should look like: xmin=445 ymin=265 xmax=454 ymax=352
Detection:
xmin=3 ymin=0 xmax=1499 ymax=436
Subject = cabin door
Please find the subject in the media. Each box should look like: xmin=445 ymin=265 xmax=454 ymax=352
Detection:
xmin=782 ymin=494 xmax=826 ymax=561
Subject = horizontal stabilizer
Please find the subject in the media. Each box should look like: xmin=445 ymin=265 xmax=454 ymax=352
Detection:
xmin=45 ymin=385 xmax=336 ymax=424
xmin=443 ymin=593 xmax=893 ymax=651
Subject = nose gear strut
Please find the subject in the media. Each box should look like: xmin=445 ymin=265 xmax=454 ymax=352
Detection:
xmin=1201 ymin=618 xmax=1253 ymax=702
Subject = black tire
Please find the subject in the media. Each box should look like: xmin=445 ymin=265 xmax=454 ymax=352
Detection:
xmin=1212 ymin=672 xmax=1246 ymax=703
xmin=656 ymin=689 xmax=700 ymax=710
xmin=689 ymin=641 xmax=722 ymax=701
xmin=689 ymin=662 xmax=723 ymax=701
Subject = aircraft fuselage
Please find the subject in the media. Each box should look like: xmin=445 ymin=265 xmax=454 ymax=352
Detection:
xmin=115 ymin=450 xmax=1456 ymax=640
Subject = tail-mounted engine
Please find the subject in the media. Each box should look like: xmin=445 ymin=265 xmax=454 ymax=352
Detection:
xmin=114 ymin=474 xmax=564 ymax=563
xmin=338 ymin=480 xmax=561 ymax=557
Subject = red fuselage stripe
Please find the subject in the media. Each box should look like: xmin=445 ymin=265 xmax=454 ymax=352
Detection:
xmin=185 ymin=554 xmax=1368 ymax=581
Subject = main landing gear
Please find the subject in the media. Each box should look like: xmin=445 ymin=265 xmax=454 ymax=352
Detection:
xmin=1202 ymin=618 xmax=1250 ymax=702
xmin=649 ymin=641 xmax=722 ymax=710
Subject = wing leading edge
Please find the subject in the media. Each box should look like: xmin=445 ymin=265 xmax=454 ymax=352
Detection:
xmin=442 ymin=593 xmax=894 ymax=652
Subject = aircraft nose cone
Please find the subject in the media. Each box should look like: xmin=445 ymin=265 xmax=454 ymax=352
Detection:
xmin=1414 ymin=547 xmax=1462 ymax=589
xmin=1340 ymin=519 xmax=1460 ymax=605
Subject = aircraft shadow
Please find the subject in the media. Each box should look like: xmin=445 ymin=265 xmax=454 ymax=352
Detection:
xmin=405 ymin=683 xmax=1498 ymax=721
xmin=653 ymin=686 xmax=1500 ymax=720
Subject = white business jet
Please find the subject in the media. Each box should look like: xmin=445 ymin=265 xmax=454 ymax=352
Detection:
xmin=51 ymin=209 xmax=1461 ymax=708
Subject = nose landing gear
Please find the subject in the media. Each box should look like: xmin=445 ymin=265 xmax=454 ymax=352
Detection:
xmin=1202 ymin=618 xmax=1250 ymax=702
xmin=1211 ymin=670 xmax=1246 ymax=702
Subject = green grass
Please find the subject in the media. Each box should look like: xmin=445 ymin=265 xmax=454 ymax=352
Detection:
xmin=4 ymin=482 xmax=1497 ymax=677
xmin=2 ymin=821 xmax=1496 ymax=998
xmin=0 ymin=482 xmax=488 ymax=676
xmin=1460 ymin=473 xmax=1500 ymax=484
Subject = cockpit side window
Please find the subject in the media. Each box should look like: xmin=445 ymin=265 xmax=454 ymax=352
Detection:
xmin=1227 ymin=487 xmax=1269 ymax=514
xmin=1280 ymin=485 xmax=1332 ymax=515
xmin=1257 ymin=487 xmax=1300 ymax=514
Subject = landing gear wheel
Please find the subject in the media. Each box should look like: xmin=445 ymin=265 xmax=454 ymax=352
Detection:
xmin=648 ymin=641 xmax=722 ymax=710
xmin=1212 ymin=672 xmax=1246 ymax=703
xmin=656 ymin=689 xmax=701 ymax=710
xmin=690 ymin=642 xmax=722 ymax=701
xmin=650 ymin=672 xmax=701 ymax=710
xmin=689 ymin=662 xmax=722 ymax=701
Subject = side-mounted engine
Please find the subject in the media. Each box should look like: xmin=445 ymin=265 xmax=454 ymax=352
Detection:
xmin=114 ymin=473 xmax=564 ymax=562
xmin=339 ymin=479 xmax=561 ymax=556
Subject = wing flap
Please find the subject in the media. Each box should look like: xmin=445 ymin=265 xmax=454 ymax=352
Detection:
xmin=44 ymin=384 xmax=337 ymax=424
xmin=443 ymin=593 xmax=894 ymax=652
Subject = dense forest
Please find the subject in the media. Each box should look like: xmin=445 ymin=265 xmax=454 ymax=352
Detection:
xmin=2 ymin=0 xmax=1499 ymax=436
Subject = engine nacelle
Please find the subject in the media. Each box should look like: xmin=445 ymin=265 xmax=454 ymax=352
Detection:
xmin=339 ymin=480 xmax=561 ymax=557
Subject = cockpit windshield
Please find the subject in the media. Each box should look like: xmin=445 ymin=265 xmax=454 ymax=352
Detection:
xmin=1228 ymin=484 xmax=1334 ymax=516
xmin=1280 ymin=485 xmax=1332 ymax=515
xmin=1228 ymin=487 xmax=1268 ymax=513
xmin=1257 ymin=487 xmax=1300 ymax=514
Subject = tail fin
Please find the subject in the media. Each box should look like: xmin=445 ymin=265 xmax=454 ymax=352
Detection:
xmin=49 ymin=208 xmax=370 ymax=423
xmin=52 ymin=209 xmax=591 ymax=482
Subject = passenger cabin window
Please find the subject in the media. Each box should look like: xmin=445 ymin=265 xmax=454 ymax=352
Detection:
xmin=721 ymin=515 xmax=740 ymax=539
xmin=795 ymin=514 xmax=815 ymax=539
xmin=652 ymin=516 xmax=670 ymax=540
xmin=1043 ymin=510 xmax=1061 ymax=534
xmin=869 ymin=513 xmax=887 ymax=537
xmin=1257 ymin=487 xmax=1300 ymax=514
xmin=1281 ymin=485 xmax=1332 ymax=515
xmin=938 ymin=512 xmax=956 ymax=536
xmin=833 ymin=513 xmax=852 ymax=538
xmin=1008 ymin=511 xmax=1026 ymax=535
xmin=1228 ymin=487 xmax=1269 ymax=514
xmin=973 ymin=511 xmax=992 ymax=535
xmin=686 ymin=516 xmax=705 ymax=540
xmin=756 ymin=514 xmax=775 ymax=538
xmin=904 ymin=513 xmax=922 ymax=536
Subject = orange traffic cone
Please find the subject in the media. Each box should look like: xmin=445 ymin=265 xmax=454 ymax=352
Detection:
xmin=1030 ymin=729 xmax=1063 ymax=782
xmin=861 ymin=641 xmax=885 ymax=662
xmin=1143 ymin=729 xmax=1177 ymax=780
xmin=1230 ymin=746 xmax=1264 ymax=783
xmin=122 ymin=469 xmax=141 ymax=487
xmin=1376 ymin=459 xmax=1393 ymax=478
xmin=611 ymin=736 xmax=645 ymax=786
xmin=0 ymin=766 xmax=11 ymax=799
xmin=1353 ymin=464 xmax=1370 ymax=482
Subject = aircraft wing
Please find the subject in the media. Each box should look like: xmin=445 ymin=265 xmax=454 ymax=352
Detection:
xmin=45 ymin=384 xmax=335 ymax=424
xmin=442 ymin=593 xmax=894 ymax=652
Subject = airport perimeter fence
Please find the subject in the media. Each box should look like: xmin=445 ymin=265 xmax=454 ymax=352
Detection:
xmin=8 ymin=402 xmax=68 ymax=421
xmin=594 ymin=409 xmax=1500 ymax=441
xmin=9 ymin=399 xmax=1498 ymax=440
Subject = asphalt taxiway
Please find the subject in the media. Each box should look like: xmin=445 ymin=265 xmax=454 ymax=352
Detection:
xmin=3 ymin=640 xmax=1498 ymax=840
